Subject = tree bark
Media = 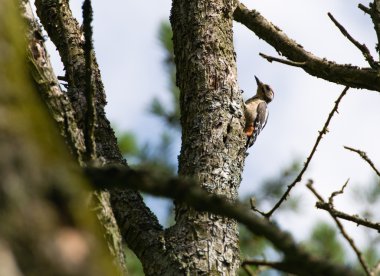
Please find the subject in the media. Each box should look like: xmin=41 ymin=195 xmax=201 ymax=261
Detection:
xmin=0 ymin=1 xmax=117 ymax=274
xmin=33 ymin=1 xmax=179 ymax=274
xmin=169 ymin=0 xmax=246 ymax=274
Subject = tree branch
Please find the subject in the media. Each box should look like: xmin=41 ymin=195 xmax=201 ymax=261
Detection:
xmin=329 ymin=178 xmax=349 ymax=205
xmin=233 ymin=2 xmax=380 ymax=91
xmin=34 ymin=1 xmax=173 ymax=273
xmin=327 ymin=12 xmax=378 ymax=69
xmin=316 ymin=202 xmax=380 ymax=232
xmin=259 ymin=53 xmax=306 ymax=67
xmin=307 ymin=181 xmax=371 ymax=276
xmin=264 ymin=87 xmax=349 ymax=218
xmin=358 ymin=4 xmax=372 ymax=15
xmin=21 ymin=0 xmax=86 ymax=164
xmin=344 ymin=146 xmax=380 ymax=178
xmin=86 ymin=165 xmax=355 ymax=276
xmin=82 ymin=0 xmax=97 ymax=160
xmin=367 ymin=1 xmax=380 ymax=58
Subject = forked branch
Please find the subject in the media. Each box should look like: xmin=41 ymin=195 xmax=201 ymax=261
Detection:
xmin=327 ymin=12 xmax=378 ymax=69
xmin=233 ymin=2 xmax=380 ymax=91
xmin=307 ymin=181 xmax=371 ymax=276
xmin=264 ymin=87 xmax=349 ymax=218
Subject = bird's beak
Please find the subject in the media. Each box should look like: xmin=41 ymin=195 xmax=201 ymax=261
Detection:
xmin=254 ymin=75 xmax=262 ymax=86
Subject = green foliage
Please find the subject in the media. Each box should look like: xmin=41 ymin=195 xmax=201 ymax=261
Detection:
xmin=125 ymin=247 xmax=144 ymax=275
xmin=304 ymin=222 xmax=346 ymax=264
xmin=158 ymin=21 xmax=174 ymax=56
xmin=117 ymin=131 xmax=139 ymax=157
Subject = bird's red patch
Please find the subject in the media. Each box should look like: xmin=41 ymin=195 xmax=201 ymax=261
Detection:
xmin=244 ymin=125 xmax=254 ymax=136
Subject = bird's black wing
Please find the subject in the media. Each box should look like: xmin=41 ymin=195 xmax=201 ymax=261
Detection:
xmin=246 ymin=102 xmax=268 ymax=148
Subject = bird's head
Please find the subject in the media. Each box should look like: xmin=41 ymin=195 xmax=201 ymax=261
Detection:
xmin=255 ymin=76 xmax=274 ymax=103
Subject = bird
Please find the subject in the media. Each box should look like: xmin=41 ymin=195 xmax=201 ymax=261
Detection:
xmin=244 ymin=76 xmax=274 ymax=149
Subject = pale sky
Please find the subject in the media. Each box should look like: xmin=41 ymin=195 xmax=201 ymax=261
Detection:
xmin=44 ymin=0 xmax=379 ymax=249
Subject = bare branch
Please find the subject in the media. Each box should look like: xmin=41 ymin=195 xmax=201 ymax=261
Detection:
xmin=329 ymin=178 xmax=349 ymax=205
xmin=22 ymin=2 xmax=86 ymax=164
xmin=307 ymin=181 xmax=372 ymax=276
xmin=249 ymin=197 xmax=267 ymax=216
xmin=316 ymin=202 xmax=380 ymax=232
xmin=34 ymin=1 xmax=171 ymax=273
xmin=86 ymin=165 xmax=355 ymax=276
xmin=369 ymin=1 xmax=380 ymax=58
xmin=344 ymin=146 xmax=380 ymax=178
xmin=264 ymin=87 xmax=349 ymax=218
xmin=327 ymin=12 xmax=378 ymax=69
xmin=233 ymin=2 xmax=380 ymax=91
xmin=259 ymin=53 xmax=306 ymax=67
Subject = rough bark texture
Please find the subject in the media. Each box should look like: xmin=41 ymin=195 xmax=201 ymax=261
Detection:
xmin=21 ymin=0 xmax=86 ymax=164
xmin=169 ymin=0 xmax=246 ymax=274
xmin=33 ymin=1 xmax=178 ymax=274
xmin=0 ymin=1 xmax=117 ymax=274
xmin=26 ymin=1 xmax=127 ymax=272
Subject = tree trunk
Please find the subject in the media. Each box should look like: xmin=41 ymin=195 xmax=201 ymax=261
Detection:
xmin=168 ymin=0 xmax=246 ymax=274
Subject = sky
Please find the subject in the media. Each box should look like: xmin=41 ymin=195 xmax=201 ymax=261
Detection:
xmin=42 ymin=0 xmax=379 ymax=249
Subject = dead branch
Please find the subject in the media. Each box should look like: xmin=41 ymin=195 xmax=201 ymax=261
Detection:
xmin=327 ymin=12 xmax=378 ymax=69
xmin=344 ymin=146 xmax=380 ymax=178
xmin=233 ymin=2 xmax=380 ymax=91
xmin=307 ymin=181 xmax=371 ymax=276
xmin=361 ymin=1 xmax=380 ymax=59
xmin=264 ymin=87 xmax=349 ymax=218
xmin=316 ymin=202 xmax=380 ymax=232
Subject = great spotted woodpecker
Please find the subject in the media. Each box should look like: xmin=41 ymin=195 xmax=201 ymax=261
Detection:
xmin=244 ymin=76 xmax=274 ymax=149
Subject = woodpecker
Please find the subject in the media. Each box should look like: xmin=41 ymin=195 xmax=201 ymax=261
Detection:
xmin=244 ymin=76 xmax=274 ymax=149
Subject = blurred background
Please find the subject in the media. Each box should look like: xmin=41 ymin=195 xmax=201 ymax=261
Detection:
xmin=40 ymin=0 xmax=380 ymax=274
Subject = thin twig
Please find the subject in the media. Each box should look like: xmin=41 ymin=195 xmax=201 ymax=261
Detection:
xmin=307 ymin=181 xmax=372 ymax=276
xmin=327 ymin=12 xmax=378 ymax=69
xmin=329 ymin=178 xmax=349 ymax=205
xmin=344 ymin=146 xmax=380 ymax=178
xmin=264 ymin=86 xmax=349 ymax=218
xmin=249 ymin=197 xmax=267 ymax=216
xmin=82 ymin=0 xmax=97 ymax=160
xmin=316 ymin=202 xmax=380 ymax=232
xmin=259 ymin=53 xmax=306 ymax=67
